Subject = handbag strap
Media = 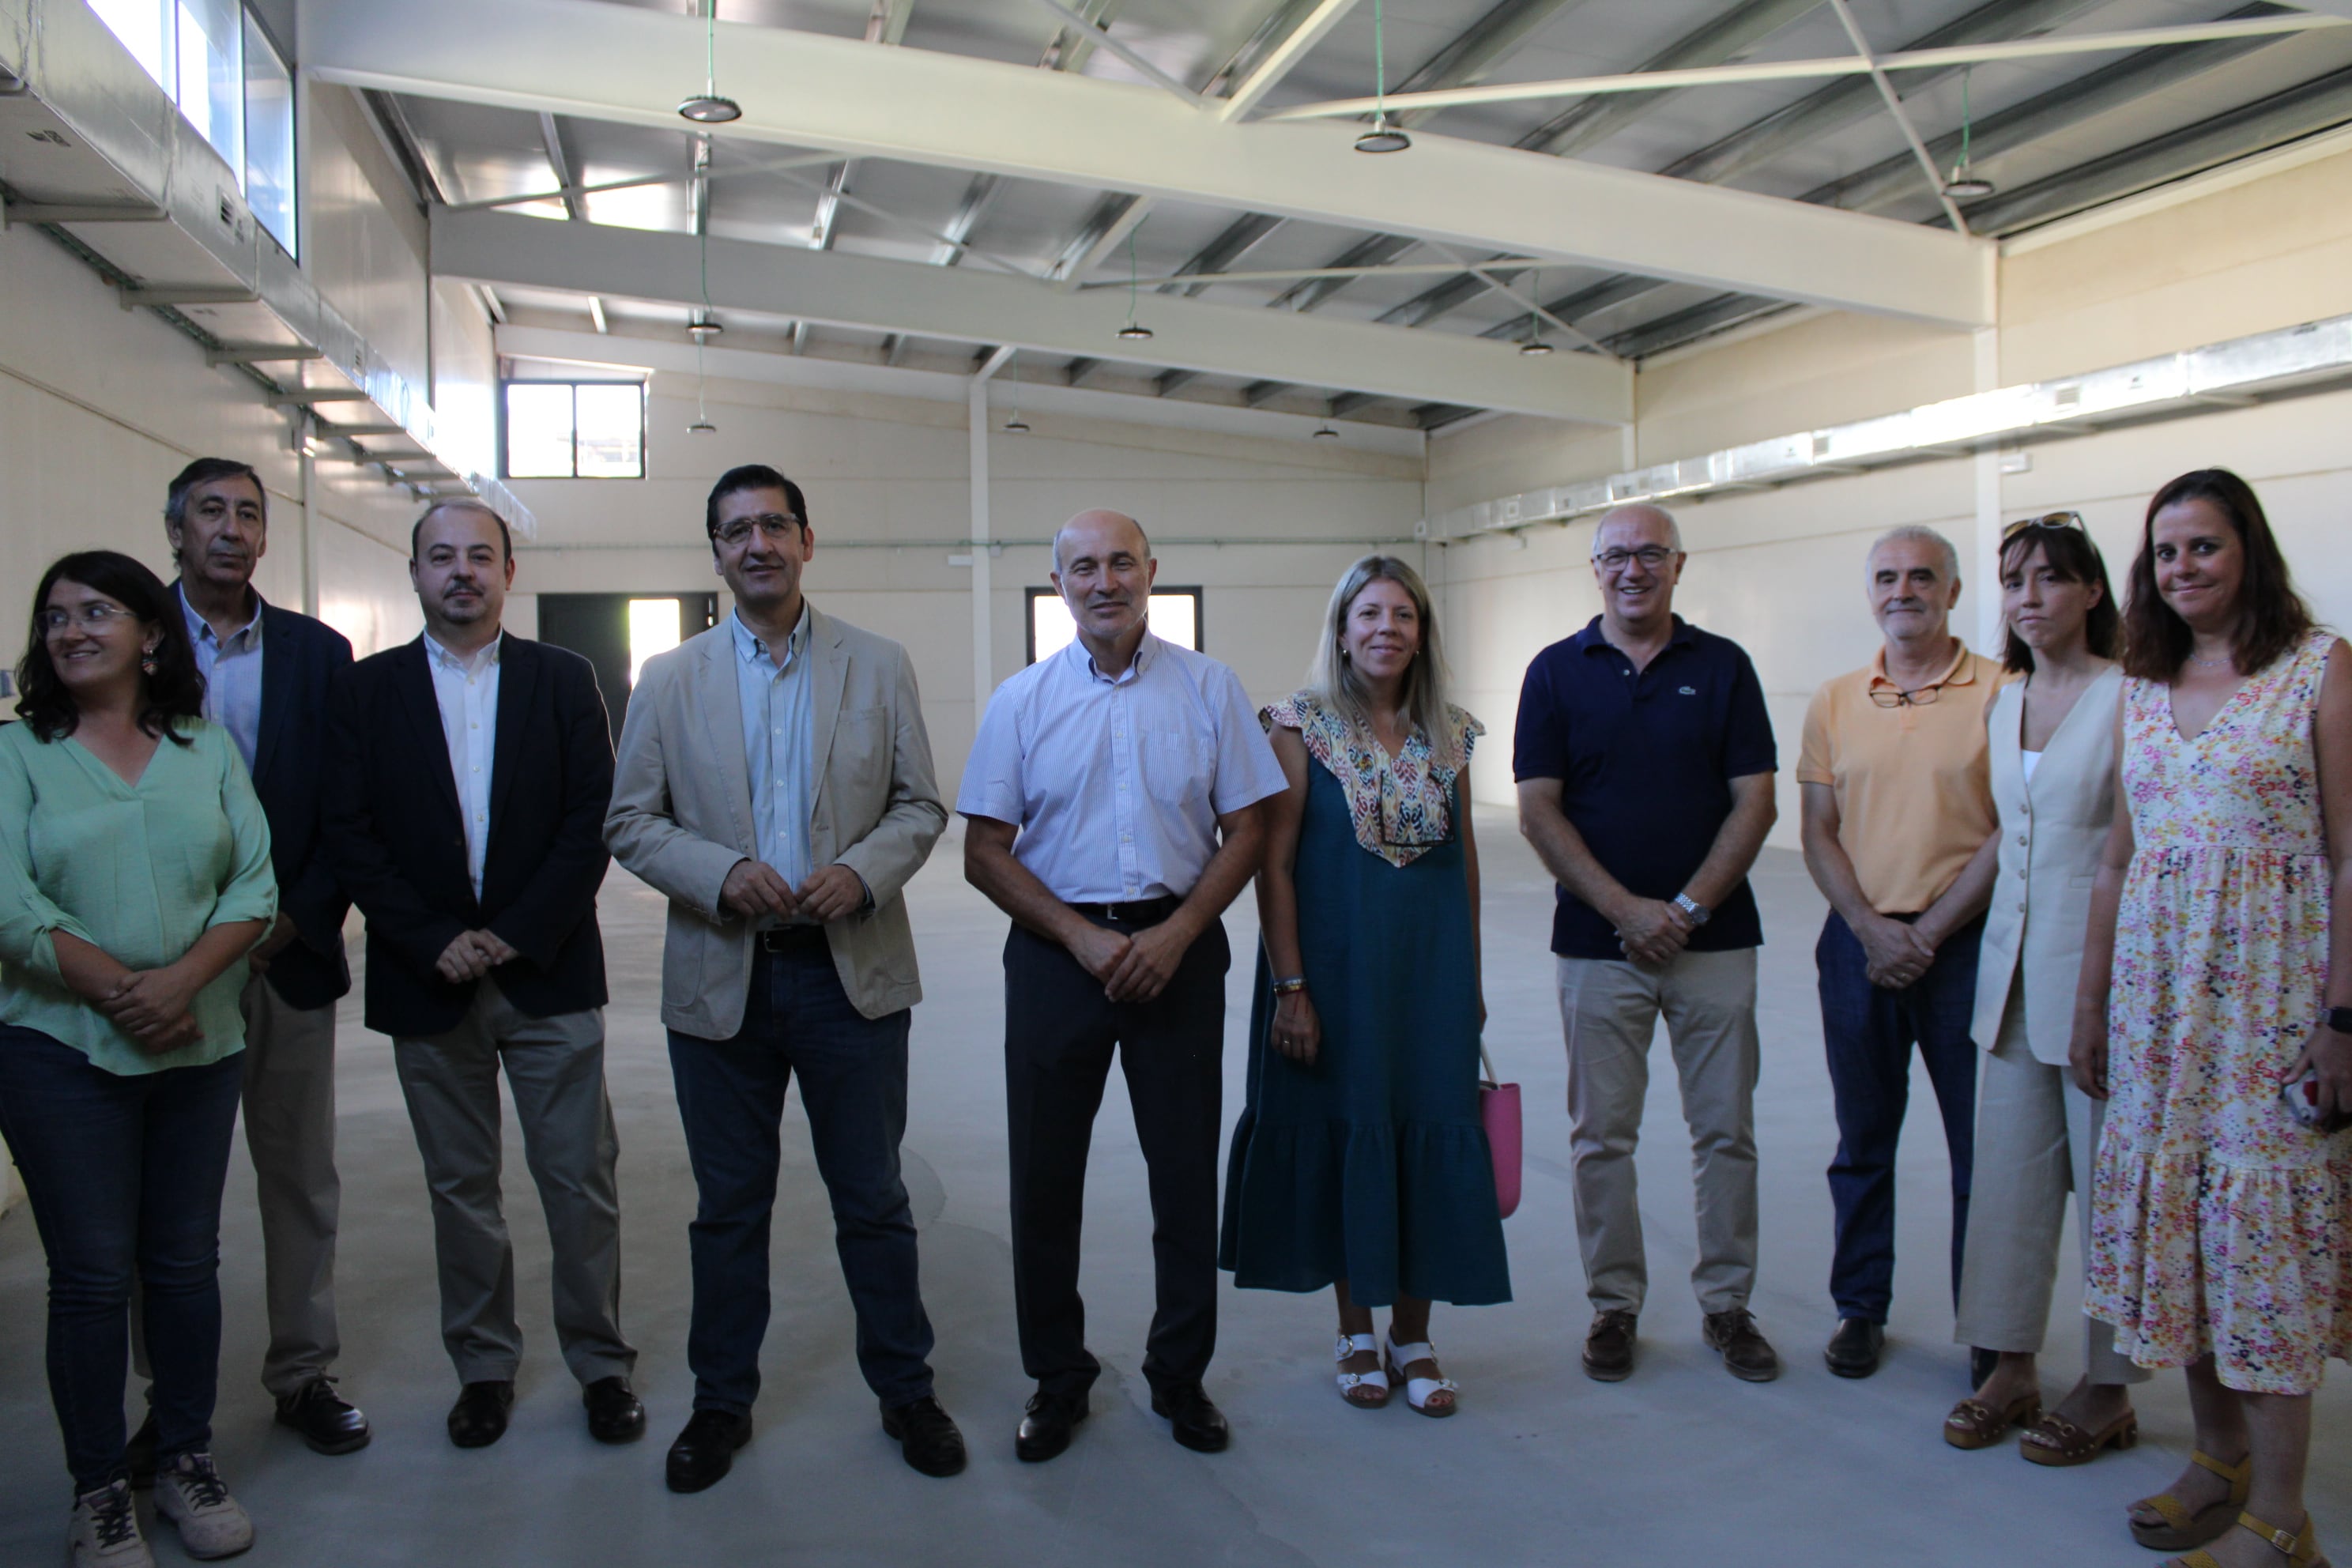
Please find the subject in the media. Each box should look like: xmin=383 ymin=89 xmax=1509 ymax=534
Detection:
xmin=1478 ymin=1039 xmax=1499 ymax=1088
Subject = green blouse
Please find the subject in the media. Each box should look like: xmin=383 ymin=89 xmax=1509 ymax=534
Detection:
xmin=0 ymin=718 xmax=277 ymax=1076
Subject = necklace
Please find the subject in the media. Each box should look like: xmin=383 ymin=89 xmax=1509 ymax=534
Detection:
xmin=2188 ymin=650 xmax=2233 ymax=669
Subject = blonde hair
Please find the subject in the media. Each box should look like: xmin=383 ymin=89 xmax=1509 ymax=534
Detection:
xmin=1306 ymin=555 xmax=1451 ymax=741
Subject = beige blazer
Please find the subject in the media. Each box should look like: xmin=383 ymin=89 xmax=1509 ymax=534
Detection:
xmin=1969 ymin=665 xmax=2122 ymax=1065
xmin=604 ymin=606 xmax=946 ymax=1035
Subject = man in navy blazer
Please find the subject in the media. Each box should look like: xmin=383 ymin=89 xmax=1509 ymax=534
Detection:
xmin=322 ymin=498 xmax=640 ymax=1452
xmin=160 ymin=457 xmax=370 ymax=1460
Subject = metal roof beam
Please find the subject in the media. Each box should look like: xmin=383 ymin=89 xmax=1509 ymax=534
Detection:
xmin=304 ymin=0 xmax=1990 ymax=326
xmin=432 ymin=206 xmax=1632 ymax=422
xmin=1520 ymin=0 xmax=1822 ymax=159
xmin=1389 ymin=0 xmax=1591 ymax=128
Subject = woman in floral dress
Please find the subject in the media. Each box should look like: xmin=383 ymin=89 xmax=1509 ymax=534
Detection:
xmin=2071 ymin=469 xmax=2352 ymax=1568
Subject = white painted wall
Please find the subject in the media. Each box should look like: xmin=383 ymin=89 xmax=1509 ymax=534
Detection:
xmin=505 ymin=372 xmax=1428 ymax=795
xmin=1428 ymin=141 xmax=2352 ymax=855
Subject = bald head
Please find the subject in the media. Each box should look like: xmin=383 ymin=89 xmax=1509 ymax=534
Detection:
xmin=1052 ymin=509 xmax=1150 ymax=574
xmin=1592 ymin=503 xmax=1683 ymax=555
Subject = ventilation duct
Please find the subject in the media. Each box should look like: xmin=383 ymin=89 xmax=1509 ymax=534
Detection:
xmin=0 ymin=0 xmax=532 ymax=534
xmin=1428 ymin=311 xmax=2352 ymax=540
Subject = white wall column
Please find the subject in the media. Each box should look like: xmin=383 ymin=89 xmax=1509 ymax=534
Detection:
xmin=968 ymin=377 xmax=993 ymax=722
xmin=1971 ymin=325 xmax=2003 ymax=654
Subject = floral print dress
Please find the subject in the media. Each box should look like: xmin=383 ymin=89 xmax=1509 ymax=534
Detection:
xmin=2087 ymin=628 xmax=2352 ymax=1394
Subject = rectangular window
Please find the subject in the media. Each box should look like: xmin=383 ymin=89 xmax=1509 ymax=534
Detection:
xmin=89 ymin=0 xmax=170 ymax=89
xmin=503 ymin=381 xmax=646 ymax=480
xmin=175 ymin=0 xmax=243 ymax=171
xmin=1026 ymin=587 xmax=1203 ymax=665
xmin=242 ymin=13 xmax=294 ymax=255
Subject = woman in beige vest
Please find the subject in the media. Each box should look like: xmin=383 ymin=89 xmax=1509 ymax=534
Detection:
xmin=1943 ymin=515 xmax=2149 ymax=1460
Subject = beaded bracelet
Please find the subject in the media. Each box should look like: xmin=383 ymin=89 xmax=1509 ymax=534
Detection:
xmin=1271 ymin=975 xmax=1307 ymax=996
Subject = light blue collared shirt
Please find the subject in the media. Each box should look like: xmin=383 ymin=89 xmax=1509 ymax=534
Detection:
xmin=179 ymin=584 xmax=265 ymax=774
xmin=733 ymin=606 xmax=814 ymax=896
xmin=956 ymin=631 xmax=1287 ymax=904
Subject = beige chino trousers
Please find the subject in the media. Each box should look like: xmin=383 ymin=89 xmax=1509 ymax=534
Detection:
xmin=1558 ymin=948 xmax=1762 ymax=1317
xmin=1951 ymin=990 xmax=2148 ymax=1385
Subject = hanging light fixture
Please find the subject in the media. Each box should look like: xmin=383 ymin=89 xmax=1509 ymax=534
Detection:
xmin=1355 ymin=0 xmax=1411 ymax=153
xmin=1943 ymin=68 xmax=1994 ymax=201
xmin=1312 ymin=422 xmax=1340 ymax=440
xmin=687 ymin=313 xmax=722 ymax=338
xmin=1003 ymin=352 xmax=1031 ymax=432
xmin=1517 ymin=267 xmax=1553 ymax=355
xmin=678 ymin=2 xmax=742 ymax=124
xmin=1114 ymin=227 xmax=1154 ymax=341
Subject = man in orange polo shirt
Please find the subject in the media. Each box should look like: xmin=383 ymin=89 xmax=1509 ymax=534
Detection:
xmin=1798 ymin=526 xmax=2001 ymax=1380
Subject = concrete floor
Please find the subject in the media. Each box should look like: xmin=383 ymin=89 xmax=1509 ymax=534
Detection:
xmin=2 ymin=816 xmax=2346 ymax=1566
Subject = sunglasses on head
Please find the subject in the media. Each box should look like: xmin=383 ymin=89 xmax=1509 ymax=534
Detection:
xmin=2001 ymin=510 xmax=2086 ymax=541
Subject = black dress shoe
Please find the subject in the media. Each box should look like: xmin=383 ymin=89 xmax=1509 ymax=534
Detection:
xmin=1824 ymin=1318 xmax=1886 ymax=1379
xmin=276 ymin=1377 xmax=372 ymax=1455
xmin=880 ymin=1395 xmax=967 ymax=1477
xmin=1149 ymin=1381 xmax=1230 ymax=1453
xmin=1014 ymin=1392 xmax=1087 ymax=1464
xmin=125 ymin=1410 xmax=159 ymax=1489
xmin=666 ymin=1409 xmax=754 ymax=1494
xmin=447 ymin=1381 xmax=515 ymax=1448
xmin=584 ymin=1377 xmax=646 ymax=1445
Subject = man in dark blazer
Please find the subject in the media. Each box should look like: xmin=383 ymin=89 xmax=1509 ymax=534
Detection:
xmin=153 ymin=457 xmax=369 ymax=1460
xmin=322 ymin=498 xmax=641 ymax=1451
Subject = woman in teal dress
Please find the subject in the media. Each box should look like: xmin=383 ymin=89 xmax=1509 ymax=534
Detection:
xmin=1220 ymin=555 xmax=1508 ymax=1417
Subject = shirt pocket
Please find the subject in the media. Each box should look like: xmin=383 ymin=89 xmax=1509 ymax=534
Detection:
xmin=1140 ymin=725 xmax=1214 ymax=811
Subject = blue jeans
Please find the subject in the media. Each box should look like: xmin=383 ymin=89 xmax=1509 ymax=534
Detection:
xmin=667 ymin=946 xmax=935 ymax=1413
xmin=1815 ymin=911 xmax=1982 ymax=1325
xmin=0 ymin=1026 xmax=243 ymax=1492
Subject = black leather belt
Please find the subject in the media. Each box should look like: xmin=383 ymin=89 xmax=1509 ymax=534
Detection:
xmin=1070 ymin=895 xmax=1181 ymax=928
xmin=757 ymin=924 xmax=828 ymax=954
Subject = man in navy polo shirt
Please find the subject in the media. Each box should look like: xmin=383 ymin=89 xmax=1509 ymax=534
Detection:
xmin=1515 ymin=503 xmax=1781 ymax=1385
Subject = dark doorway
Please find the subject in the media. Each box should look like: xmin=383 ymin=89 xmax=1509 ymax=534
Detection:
xmin=537 ymin=592 xmax=720 ymax=744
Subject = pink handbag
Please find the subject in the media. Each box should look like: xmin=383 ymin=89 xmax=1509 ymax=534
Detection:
xmin=1478 ymin=1042 xmax=1522 ymax=1219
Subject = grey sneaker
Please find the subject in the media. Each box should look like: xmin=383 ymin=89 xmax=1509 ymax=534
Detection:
xmin=67 ymin=1478 xmax=153 ymax=1568
xmin=153 ymin=1452 xmax=254 ymax=1560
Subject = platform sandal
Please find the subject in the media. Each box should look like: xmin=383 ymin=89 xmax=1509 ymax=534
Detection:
xmin=1335 ymin=1333 xmax=1389 ymax=1409
xmin=2131 ymin=1449 xmax=2252 ymax=1551
xmin=1943 ymin=1390 xmax=2040 ymax=1450
xmin=2166 ymin=1509 xmax=2328 ymax=1568
xmin=2019 ymin=1406 xmax=2136 ymax=1466
xmin=1382 ymin=1332 xmax=1459 ymax=1419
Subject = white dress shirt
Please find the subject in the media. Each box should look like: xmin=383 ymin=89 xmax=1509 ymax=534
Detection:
xmin=957 ymin=631 xmax=1287 ymax=903
xmin=179 ymin=585 xmax=265 ymax=773
xmin=424 ymin=632 xmax=501 ymax=899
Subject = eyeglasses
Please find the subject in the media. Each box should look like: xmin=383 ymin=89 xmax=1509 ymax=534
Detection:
xmin=713 ymin=514 xmax=802 ymax=547
xmin=36 ymin=603 xmax=140 ymax=634
xmin=2001 ymin=510 xmax=2086 ymax=541
xmin=1868 ymin=681 xmax=1944 ymax=709
xmin=1592 ymin=545 xmax=1678 ymax=571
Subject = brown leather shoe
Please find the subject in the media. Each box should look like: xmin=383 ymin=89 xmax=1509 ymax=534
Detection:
xmin=1581 ymin=1310 xmax=1637 ymax=1382
xmin=1702 ymin=1309 xmax=1782 ymax=1383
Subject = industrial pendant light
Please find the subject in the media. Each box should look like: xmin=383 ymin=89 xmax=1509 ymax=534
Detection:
xmin=678 ymin=2 xmax=742 ymax=124
xmin=1943 ymin=68 xmax=1994 ymax=201
xmin=1114 ymin=228 xmax=1155 ymax=341
xmin=1355 ymin=0 xmax=1411 ymax=153
xmin=687 ymin=313 xmax=722 ymax=337
xmin=1312 ymin=422 xmax=1340 ymax=440
xmin=1518 ymin=268 xmax=1553 ymax=355
xmin=1003 ymin=352 xmax=1031 ymax=432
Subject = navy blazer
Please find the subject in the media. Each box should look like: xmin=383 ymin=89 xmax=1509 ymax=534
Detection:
xmin=322 ymin=631 xmax=613 ymax=1038
xmin=175 ymin=588 xmax=356 ymax=1012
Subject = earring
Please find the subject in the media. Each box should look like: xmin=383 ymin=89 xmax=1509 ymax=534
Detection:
xmin=141 ymin=649 xmax=158 ymax=675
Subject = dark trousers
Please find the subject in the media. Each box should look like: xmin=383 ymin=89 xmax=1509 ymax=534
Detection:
xmin=668 ymin=945 xmax=935 ymax=1414
xmin=1816 ymin=910 xmax=1983 ymax=1324
xmin=0 ymin=1027 xmax=243 ymax=1492
xmin=1004 ymin=914 xmax=1231 ymax=1401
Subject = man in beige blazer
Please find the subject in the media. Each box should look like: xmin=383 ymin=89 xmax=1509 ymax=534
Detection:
xmin=605 ymin=464 xmax=959 ymax=1495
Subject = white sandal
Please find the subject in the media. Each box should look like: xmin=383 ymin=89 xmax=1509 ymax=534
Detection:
xmin=1384 ymin=1332 xmax=1460 ymax=1418
xmin=1335 ymin=1333 xmax=1390 ymax=1408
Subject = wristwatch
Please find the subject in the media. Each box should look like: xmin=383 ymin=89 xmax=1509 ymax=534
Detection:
xmin=1672 ymin=893 xmax=1711 ymax=928
xmin=2326 ymin=1006 xmax=2352 ymax=1035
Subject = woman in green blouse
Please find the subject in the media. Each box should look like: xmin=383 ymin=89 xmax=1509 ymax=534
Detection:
xmin=0 ymin=550 xmax=276 ymax=1567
